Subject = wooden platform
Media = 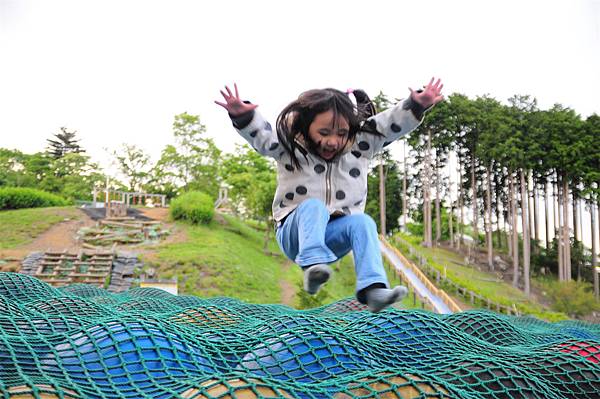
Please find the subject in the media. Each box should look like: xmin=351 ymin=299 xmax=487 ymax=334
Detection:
xmin=34 ymin=250 xmax=114 ymax=287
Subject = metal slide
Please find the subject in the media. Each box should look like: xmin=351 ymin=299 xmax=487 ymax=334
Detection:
xmin=380 ymin=241 xmax=453 ymax=314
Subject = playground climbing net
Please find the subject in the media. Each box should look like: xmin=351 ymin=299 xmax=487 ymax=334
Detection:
xmin=0 ymin=272 xmax=599 ymax=398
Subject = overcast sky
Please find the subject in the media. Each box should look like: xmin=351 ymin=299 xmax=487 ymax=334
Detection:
xmin=1 ymin=0 xmax=599 ymax=170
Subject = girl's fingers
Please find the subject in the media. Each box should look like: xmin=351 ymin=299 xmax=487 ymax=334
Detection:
xmin=214 ymin=100 xmax=228 ymax=108
xmin=220 ymin=89 xmax=229 ymax=100
xmin=225 ymin=86 xmax=233 ymax=97
xmin=234 ymin=83 xmax=239 ymax=99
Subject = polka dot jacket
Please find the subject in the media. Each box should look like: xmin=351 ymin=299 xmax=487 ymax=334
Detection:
xmin=230 ymin=98 xmax=426 ymax=224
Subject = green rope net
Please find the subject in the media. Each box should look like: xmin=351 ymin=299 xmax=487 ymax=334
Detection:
xmin=1 ymin=272 xmax=599 ymax=398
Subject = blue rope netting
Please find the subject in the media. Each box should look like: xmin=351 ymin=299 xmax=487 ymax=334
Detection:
xmin=1 ymin=272 xmax=599 ymax=398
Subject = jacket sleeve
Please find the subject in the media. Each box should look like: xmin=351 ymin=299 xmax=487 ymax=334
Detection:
xmin=353 ymin=97 xmax=428 ymax=159
xmin=229 ymin=109 xmax=284 ymax=160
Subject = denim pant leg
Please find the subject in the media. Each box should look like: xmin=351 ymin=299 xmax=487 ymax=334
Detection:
xmin=325 ymin=213 xmax=389 ymax=301
xmin=276 ymin=199 xmax=338 ymax=267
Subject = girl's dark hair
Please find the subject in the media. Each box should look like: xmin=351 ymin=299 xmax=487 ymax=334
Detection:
xmin=276 ymin=88 xmax=378 ymax=169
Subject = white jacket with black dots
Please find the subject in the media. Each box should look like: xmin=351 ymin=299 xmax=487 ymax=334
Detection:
xmin=230 ymin=98 xmax=427 ymax=225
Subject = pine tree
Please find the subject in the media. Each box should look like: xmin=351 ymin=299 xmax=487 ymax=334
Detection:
xmin=46 ymin=127 xmax=84 ymax=159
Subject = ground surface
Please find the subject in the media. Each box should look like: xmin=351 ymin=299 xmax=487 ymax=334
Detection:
xmin=0 ymin=207 xmax=299 ymax=306
xmin=0 ymin=207 xmax=171 ymax=271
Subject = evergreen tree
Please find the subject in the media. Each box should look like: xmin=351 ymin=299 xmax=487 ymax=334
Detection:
xmin=46 ymin=127 xmax=84 ymax=159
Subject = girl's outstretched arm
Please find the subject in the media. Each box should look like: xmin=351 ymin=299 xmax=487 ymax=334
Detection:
xmin=353 ymin=77 xmax=444 ymax=158
xmin=214 ymin=83 xmax=258 ymax=116
xmin=216 ymin=83 xmax=282 ymax=160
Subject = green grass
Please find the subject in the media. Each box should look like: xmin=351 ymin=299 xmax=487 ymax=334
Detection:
xmin=145 ymin=214 xmax=288 ymax=304
xmin=0 ymin=206 xmax=82 ymax=249
xmin=146 ymin=214 xmax=420 ymax=309
xmin=393 ymin=232 xmax=568 ymax=321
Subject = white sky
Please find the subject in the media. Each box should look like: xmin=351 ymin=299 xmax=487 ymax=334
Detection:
xmin=1 ymin=0 xmax=599 ymax=249
xmin=1 ymin=0 xmax=599 ymax=169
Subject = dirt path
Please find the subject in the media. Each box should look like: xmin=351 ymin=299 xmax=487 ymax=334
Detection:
xmin=278 ymin=257 xmax=297 ymax=307
xmin=0 ymin=209 xmax=96 ymax=271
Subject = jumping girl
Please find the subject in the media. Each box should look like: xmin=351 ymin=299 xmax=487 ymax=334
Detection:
xmin=216 ymin=79 xmax=443 ymax=312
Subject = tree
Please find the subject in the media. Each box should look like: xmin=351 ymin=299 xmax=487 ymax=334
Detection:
xmin=541 ymin=104 xmax=584 ymax=281
xmin=170 ymin=112 xmax=222 ymax=196
xmin=220 ymin=144 xmax=277 ymax=252
xmin=46 ymin=127 xmax=84 ymax=159
xmin=476 ymin=95 xmax=511 ymax=270
xmin=0 ymin=148 xmax=31 ymax=187
xmin=41 ymin=153 xmax=105 ymax=200
xmin=365 ymin=151 xmax=403 ymax=233
xmin=371 ymin=92 xmax=393 ymax=235
xmin=112 ymin=144 xmax=152 ymax=192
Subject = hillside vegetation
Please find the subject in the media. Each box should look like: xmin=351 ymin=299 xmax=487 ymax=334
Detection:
xmin=142 ymin=213 xmax=415 ymax=309
xmin=0 ymin=206 xmax=81 ymax=249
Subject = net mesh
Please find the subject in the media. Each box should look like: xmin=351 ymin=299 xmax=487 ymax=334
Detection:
xmin=1 ymin=272 xmax=599 ymax=398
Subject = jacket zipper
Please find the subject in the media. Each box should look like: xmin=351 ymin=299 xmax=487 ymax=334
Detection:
xmin=326 ymin=162 xmax=332 ymax=206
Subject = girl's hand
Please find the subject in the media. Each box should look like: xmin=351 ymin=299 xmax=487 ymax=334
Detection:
xmin=214 ymin=83 xmax=258 ymax=116
xmin=409 ymin=77 xmax=444 ymax=109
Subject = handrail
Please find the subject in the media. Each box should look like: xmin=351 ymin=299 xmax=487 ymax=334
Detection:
xmin=381 ymin=236 xmax=462 ymax=313
xmin=391 ymin=235 xmax=520 ymax=316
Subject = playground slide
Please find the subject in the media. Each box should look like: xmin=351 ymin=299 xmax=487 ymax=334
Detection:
xmin=380 ymin=240 xmax=454 ymax=314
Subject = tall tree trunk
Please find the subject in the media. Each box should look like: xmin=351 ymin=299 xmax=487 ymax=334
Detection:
xmin=532 ymin=172 xmax=539 ymax=252
xmin=591 ymin=199 xmax=598 ymax=299
xmin=449 ymin=199 xmax=454 ymax=248
xmin=557 ymin=177 xmax=564 ymax=281
xmin=486 ymin=164 xmax=494 ymax=270
xmin=379 ymin=161 xmax=386 ymax=235
xmin=494 ymin=185 xmax=502 ymax=249
xmin=495 ymin=208 xmax=502 ymax=249
xmin=576 ymin=196 xmax=582 ymax=281
xmin=423 ymin=132 xmax=432 ymax=247
xmin=544 ymin=181 xmax=550 ymax=250
xmin=525 ymin=176 xmax=535 ymax=247
xmin=563 ymin=176 xmax=572 ymax=281
xmin=511 ymin=172 xmax=520 ymax=288
xmin=458 ymin=161 xmax=464 ymax=251
xmin=402 ymin=140 xmax=408 ymax=232
xmin=553 ymin=178 xmax=558 ymax=240
xmin=507 ymin=177 xmax=513 ymax=258
xmin=471 ymin=156 xmax=479 ymax=245
xmin=573 ymin=191 xmax=579 ymax=242
xmin=435 ymin=161 xmax=441 ymax=245
xmin=579 ymin=198 xmax=584 ymax=244
xmin=520 ymin=169 xmax=531 ymax=295
xmin=506 ymin=191 xmax=513 ymax=258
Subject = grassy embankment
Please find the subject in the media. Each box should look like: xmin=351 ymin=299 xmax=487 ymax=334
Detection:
xmin=0 ymin=206 xmax=81 ymax=249
xmin=143 ymin=213 xmax=417 ymax=309
xmin=0 ymin=206 xmax=436 ymax=310
xmin=392 ymin=232 xmax=568 ymax=321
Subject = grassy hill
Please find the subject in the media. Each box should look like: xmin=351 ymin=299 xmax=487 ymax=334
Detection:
xmin=1 ymin=206 xmax=585 ymax=318
xmin=0 ymin=206 xmax=81 ymax=249
xmin=142 ymin=213 xmax=416 ymax=309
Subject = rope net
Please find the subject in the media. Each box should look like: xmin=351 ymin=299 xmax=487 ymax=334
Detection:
xmin=1 ymin=272 xmax=599 ymax=398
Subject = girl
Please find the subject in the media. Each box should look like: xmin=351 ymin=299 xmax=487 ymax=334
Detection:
xmin=216 ymin=79 xmax=443 ymax=312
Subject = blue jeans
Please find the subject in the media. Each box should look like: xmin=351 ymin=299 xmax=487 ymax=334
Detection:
xmin=276 ymin=198 xmax=389 ymax=303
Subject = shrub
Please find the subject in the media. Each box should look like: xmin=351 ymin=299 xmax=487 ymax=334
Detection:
xmin=169 ymin=191 xmax=214 ymax=224
xmin=0 ymin=187 xmax=69 ymax=210
xmin=546 ymin=280 xmax=600 ymax=318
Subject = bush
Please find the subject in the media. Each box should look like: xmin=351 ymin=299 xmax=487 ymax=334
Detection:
xmin=0 ymin=187 xmax=69 ymax=210
xmin=169 ymin=191 xmax=214 ymax=224
xmin=546 ymin=280 xmax=600 ymax=318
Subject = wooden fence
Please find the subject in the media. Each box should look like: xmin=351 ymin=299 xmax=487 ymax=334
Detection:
xmin=391 ymin=236 xmax=521 ymax=316
xmin=381 ymin=237 xmax=462 ymax=313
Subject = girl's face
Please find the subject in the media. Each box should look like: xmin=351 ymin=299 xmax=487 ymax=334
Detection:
xmin=307 ymin=110 xmax=350 ymax=160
